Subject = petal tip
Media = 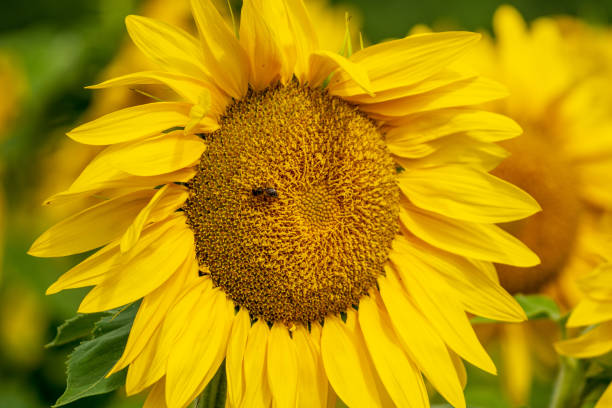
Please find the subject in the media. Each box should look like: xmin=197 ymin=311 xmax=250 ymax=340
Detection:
xmin=45 ymin=282 xmax=62 ymax=295
xmin=124 ymin=14 xmax=139 ymax=25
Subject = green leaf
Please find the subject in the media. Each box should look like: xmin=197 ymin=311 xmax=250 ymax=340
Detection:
xmin=54 ymin=303 xmax=138 ymax=407
xmin=196 ymin=361 xmax=227 ymax=408
xmin=514 ymin=294 xmax=561 ymax=321
xmin=46 ymin=312 xmax=108 ymax=348
xmin=335 ymin=399 xmax=349 ymax=408
xmin=593 ymin=350 xmax=612 ymax=369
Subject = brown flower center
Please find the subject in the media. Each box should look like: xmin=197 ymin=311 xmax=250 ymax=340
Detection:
xmin=493 ymin=134 xmax=581 ymax=294
xmin=184 ymin=81 xmax=399 ymax=324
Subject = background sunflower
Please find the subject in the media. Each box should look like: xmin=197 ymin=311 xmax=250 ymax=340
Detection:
xmin=451 ymin=6 xmax=612 ymax=405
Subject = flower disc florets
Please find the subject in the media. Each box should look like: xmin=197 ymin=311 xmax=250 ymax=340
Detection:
xmin=184 ymin=81 xmax=399 ymax=324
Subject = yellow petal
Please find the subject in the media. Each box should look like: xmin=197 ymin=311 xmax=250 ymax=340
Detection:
xmin=385 ymin=108 xmax=522 ymax=146
xmin=108 ymin=256 xmax=196 ymax=375
xmin=166 ymin=287 xmax=234 ymax=408
xmin=341 ymin=69 xmax=474 ymax=104
xmin=577 ymin=162 xmax=612 ymax=211
xmin=126 ymin=280 xmax=207 ymax=395
xmin=126 ymin=326 xmax=167 ymax=395
xmin=399 ymin=205 xmax=540 ymax=267
xmin=567 ymin=298 xmax=612 ymax=327
xmin=293 ymin=325 xmax=328 ymax=407
xmin=395 ymin=135 xmax=510 ymax=173
xmin=42 ymin=187 xmax=141 ymax=208
xmin=345 ymin=309 xmax=396 ymax=408
xmin=285 ymin=0 xmax=319 ymax=82
xmin=578 ymin=263 xmax=612 ymax=301
xmin=120 ymin=184 xmax=188 ymax=253
xmin=387 ymin=141 xmax=436 ymax=159
xmin=308 ymin=50 xmax=373 ymax=95
xmin=67 ymin=102 xmax=191 ymax=145
xmin=320 ymin=315 xmax=382 ymax=408
xmin=239 ymin=0 xmax=283 ymax=89
xmin=378 ymin=275 xmax=466 ymax=408
xmin=190 ymin=0 xmax=249 ymax=99
xmin=55 ymin=148 xmax=195 ymax=200
xmin=267 ymin=323 xmax=298 ymax=407
xmin=499 ymin=324 xmax=531 ymax=406
xmin=555 ymin=322 xmax=612 ymax=358
xmin=226 ymin=308 xmax=251 ymax=407
xmin=125 ymin=15 xmax=210 ymax=79
xmin=243 ymin=0 xmax=296 ymax=83
xmin=106 ymin=131 xmax=206 ymax=177
xmin=78 ymin=218 xmax=194 ymax=312
xmin=449 ymin=350 xmax=467 ymax=390
xmin=242 ymin=320 xmax=272 ymax=407
xmin=473 ymin=258 xmax=500 ymax=283
xmin=394 ymin=236 xmax=525 ymax=322
xmin=361 ymin=77 xmax=508 ymax=119
xmin=184 ymin=90 xmax=216 ymax=136
xmin=387 ymin=257 xmax=496 ymax=374
xmin=358 ymin=293 xmax=429 ymax=408
xmin=308 ymin=321 xmax=322 ymax=352
xmin=330 ymin=31 xmax=480 ymax=96
xmin=143 ymin=378 xmax=167 ymax=408
xmin=120 ymin=185 xmax=169 ymax=253
xmin=29 ymin=189 xmax=155 ymax=257
xmin=493 ymin=6 xmax=527 ymax=43
xmin=87 ymin=71 xmax=219 ymax=107
xmin=398 ymin=165 xmax=540 ymax=223
xmin=46 ymin=240 xmax=120 ymax=294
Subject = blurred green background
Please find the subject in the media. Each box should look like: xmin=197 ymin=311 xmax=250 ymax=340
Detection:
xmin=0 ymin=0 xmax=610 ymax=407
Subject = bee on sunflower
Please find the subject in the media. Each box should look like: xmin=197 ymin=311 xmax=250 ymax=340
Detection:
xmin=30 ymin=1 xmax=541 ymax=407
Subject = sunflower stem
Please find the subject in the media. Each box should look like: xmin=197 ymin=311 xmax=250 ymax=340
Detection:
xmin=194 ymin=362 xmax=227 ymax=408
xmin=549 ymin=355 xmax=585 ymax=408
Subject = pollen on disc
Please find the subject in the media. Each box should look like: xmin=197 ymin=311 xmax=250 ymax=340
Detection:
xmin=184 ymin=80 xmax=400 ymax=325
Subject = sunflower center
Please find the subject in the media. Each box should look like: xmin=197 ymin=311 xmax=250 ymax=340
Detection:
xmin=184 ymin=81 xmax=399 ymax=324
xmin=493 ymin=134 xmax=581 ymax=294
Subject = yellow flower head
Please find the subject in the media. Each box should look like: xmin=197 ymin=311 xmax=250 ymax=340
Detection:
xmin=452 ymin=6 xmax=612 ymax=405
xmin=458 ymin=6 xmax=612 ymax=301
xmin=30 ymin=1 xmax=541 ymax=407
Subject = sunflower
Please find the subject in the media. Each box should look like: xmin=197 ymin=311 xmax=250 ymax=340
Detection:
xmin=30 ymin=1 xmax=541 ymax=407
xmin=453 ymin=6 xmax=612 ymax=404
xmin=555 ymin=244 xmax=612 ymax=408
xmin=459 ymin=6 xmax=612 ymax=300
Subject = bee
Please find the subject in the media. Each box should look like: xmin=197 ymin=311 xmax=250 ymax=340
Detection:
xmin=264 ymin=187 xmax=278 ymax=198
xmin=252 ymin=186 xmax=279 ymax=199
